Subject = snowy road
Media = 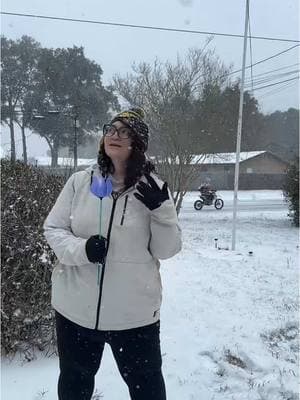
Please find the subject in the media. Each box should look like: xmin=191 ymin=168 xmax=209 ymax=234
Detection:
xmin=183 ymin=199 xmax=287 ymax=212
xmin=182 ymin=190 xmax=288 ymax=213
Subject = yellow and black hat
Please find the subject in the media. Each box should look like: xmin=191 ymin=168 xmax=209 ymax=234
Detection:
xmin=111 ymin=107 xmax=149 ymax=152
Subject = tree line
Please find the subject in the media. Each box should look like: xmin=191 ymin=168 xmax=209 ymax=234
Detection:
xmin=1 ymin=35 xmax=298 ymax=209
xmin=1 ymin=35 xmax=119 ymax=167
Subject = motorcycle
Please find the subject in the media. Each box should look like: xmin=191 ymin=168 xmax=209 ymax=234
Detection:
xmin=194 ymin=189 xmax=224 ymax=211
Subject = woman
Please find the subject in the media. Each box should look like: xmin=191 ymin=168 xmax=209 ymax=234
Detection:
xmin=44 ymin=107 xmax=182 ymax=400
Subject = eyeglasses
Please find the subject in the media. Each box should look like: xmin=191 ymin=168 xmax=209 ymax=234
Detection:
xmin=103 ymin=124 xmax=132 ymax=139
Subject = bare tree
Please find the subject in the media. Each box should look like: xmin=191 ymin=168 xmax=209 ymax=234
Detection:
xmin=113 ymin=40 xmax=231 ymax=213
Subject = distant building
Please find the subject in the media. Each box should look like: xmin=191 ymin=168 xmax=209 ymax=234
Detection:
xmin=189 ymin=151 xmax=289 ymax=190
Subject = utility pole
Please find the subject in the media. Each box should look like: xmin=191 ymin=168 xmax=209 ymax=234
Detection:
xmin=20 ymin=113 xmax=27 ymax=165
xmin=49 ymin=107 xmax=79 ymax=169
xmin=73 ymin=114 xmax=78 ymax=169
xmin=231 ymin=0 xmax=250 ymax=251
xmin=72 ymin=106 xmax=79 ymax=170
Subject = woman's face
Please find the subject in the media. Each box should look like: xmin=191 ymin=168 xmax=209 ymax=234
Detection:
xmin=103 ymin=120 xmax=133 ymax=163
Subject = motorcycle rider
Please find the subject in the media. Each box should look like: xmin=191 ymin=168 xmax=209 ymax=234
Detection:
xmin=198 ymin=178 xmax=215 ymax=202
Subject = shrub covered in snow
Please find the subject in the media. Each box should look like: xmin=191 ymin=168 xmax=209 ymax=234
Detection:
xmin=1 ymin=160 xmax=66 ymax=357
xmin=283 ymin=157 xmax=299 ymax=227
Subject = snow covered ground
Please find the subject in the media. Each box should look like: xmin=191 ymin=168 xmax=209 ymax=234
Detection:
xmin=2 ymin=191 xmax=299 ymax=400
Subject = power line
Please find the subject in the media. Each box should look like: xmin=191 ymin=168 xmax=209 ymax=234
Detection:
xmin=2 ymin=10 xmax=299 ymax=85
xmin=249 ymin=76 xmax=299 ymax=91
xmin=1 ymin=11 xmax=299 ymax=43
xmin=245 ymin=69 xmax=300 ymax=85
xmin=258 ymin=80 xmax=298 ymax=99
xmin=224 ymin=44 xmax=299 ymax=79
xmin=244 ymin=69 xmax=300 ymax=86
xmin=194 ymin=45 xmax=299 ymax=91
xmin=244 ymin=63 xmax=299 ymax=79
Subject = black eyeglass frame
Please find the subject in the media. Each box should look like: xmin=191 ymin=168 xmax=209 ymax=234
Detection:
xmin=102 ymin=123 xmax=133 ymax=139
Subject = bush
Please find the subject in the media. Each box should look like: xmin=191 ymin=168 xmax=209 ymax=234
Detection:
xmin=1 ymin=160 xmax=65 ymax=357
xmin=283 ymin=157 xmax=299 ymax=227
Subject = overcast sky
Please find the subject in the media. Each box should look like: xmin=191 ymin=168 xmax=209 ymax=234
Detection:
xmin=1 ymin=0 xmax=299 ymax=157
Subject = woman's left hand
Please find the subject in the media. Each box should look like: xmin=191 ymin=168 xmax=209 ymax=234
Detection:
xmin=134 ymin=174 xmax=169 ymax=211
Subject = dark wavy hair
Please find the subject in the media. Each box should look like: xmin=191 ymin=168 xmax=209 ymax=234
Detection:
xmin=97 ymin=136 xmax=155 ymax=188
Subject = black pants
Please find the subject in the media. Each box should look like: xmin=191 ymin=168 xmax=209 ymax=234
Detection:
xmin=55 ymin=312 xmax=166 ymax=400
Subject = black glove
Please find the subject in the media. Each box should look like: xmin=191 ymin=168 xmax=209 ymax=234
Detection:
xmin=134 ymin=174 xmax=169 ymax=211
xmin=85 ymin=235 xmax=107 ymax=264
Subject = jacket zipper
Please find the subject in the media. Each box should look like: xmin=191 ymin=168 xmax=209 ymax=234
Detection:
xmin=94 ymin=197 xmax=118 ymax=330
xmin=120 ymin=195 xmax=129 ymax=226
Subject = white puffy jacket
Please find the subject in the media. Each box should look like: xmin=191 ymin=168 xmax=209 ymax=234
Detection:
xmin=44 ymin=165 xmax=182 ymax=330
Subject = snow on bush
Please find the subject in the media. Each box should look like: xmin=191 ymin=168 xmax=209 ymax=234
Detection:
xmin=1 ymin=160 xmax=65 ymax=357
xmin=283 ymin=157 xmax=299 ymax=227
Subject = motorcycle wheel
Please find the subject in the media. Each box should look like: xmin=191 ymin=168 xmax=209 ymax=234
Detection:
xmin=214 ymin=198 xmax=224 ymax=210
xmin=194 ymin=200 xmax=204 ymax=210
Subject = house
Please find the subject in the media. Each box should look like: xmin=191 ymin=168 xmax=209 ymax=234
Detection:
xmin=189 ymin=151 xmax=289 ymax=190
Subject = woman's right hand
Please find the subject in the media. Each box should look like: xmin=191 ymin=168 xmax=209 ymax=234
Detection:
xmin=85 ymin=235 xmax=107 ymax=263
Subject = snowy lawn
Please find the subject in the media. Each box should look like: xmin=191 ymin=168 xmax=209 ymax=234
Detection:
xmin=2 ymin=191 xmax=299 ymax=400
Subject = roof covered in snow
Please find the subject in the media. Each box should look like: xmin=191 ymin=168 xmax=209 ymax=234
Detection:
xmin=150 ymin=151 xmax=268 ymax=165
xmin=200 ymin=151 xmax=267 ymax=164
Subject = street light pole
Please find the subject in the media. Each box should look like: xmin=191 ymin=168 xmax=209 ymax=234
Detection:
xmin=49 ymin=107 xmax=79 ymax=169
xmin=33 ymin=107 xmax=80 ymax=169
xmin=231 ymin=0 xmax=250 ymax=251
xmin=73 ymin=114 xmax=78 ymax=169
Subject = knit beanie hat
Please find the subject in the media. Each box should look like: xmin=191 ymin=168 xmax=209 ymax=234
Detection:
xmin=110 ymin=107 xmax=149 ymax=152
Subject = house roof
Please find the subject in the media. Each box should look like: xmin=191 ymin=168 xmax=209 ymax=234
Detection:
xmin=150 ymin=151 xmax=268 ymax=165
xmin=199 ymin=151 xmax=267 ymax=165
